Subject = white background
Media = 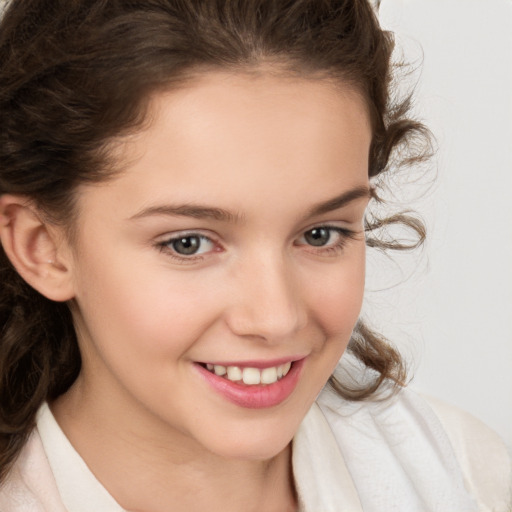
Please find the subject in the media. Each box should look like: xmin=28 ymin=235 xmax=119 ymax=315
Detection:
xmin=365 ymin=0 xmax=512 ymax=447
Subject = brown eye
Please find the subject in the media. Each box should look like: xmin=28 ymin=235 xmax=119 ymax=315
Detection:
xmin=304 ymin=227 xmax=331 ymax=247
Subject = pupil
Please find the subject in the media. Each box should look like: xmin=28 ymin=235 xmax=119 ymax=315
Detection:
xmin=173 ymin=236 xmax=200 ymax=255
xmin=305 ymin=228 xmax=330 ymax=246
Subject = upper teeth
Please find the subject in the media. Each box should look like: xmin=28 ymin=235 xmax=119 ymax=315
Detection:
xmin=205 ymin=362 xmax=291 ymax=385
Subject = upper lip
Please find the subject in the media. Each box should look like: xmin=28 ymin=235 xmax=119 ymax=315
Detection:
xmin=197 ymin=356 xmax=306 ymax=369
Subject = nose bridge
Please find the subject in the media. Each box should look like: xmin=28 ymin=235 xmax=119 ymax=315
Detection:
xmin=226 ymin=249 xmax=306 ymax=341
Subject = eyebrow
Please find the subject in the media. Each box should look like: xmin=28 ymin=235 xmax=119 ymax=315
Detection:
xmin=129 ymin=204 xmax=242 ymax=223
xmin=306 ymin=185 xmax=371 ymax=217
xmin=129 ymin=185 xmax=370 ymax=223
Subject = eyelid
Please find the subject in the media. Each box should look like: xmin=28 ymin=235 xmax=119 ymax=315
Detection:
xmin=295 ymin=225 xmax=360 ymax=254
xmin=155 ymin=230 xmax=222 ymax=262
xmin=296 ymin=223 xmax=359 ymax=240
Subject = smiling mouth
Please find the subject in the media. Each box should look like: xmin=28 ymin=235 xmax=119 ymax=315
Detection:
xmin=199 ymin=362 xmax=292 ymax=386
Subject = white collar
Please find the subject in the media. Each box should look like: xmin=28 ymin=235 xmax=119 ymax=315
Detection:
xmin=37 ymin=403 xmax=125 ymax=512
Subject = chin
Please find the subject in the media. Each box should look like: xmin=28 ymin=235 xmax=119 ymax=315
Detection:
xmin=199 ymin=420 xmax=298 ymax=462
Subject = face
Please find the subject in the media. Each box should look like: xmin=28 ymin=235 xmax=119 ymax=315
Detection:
xmin=64 ymin=72 xmax=371 ymax=460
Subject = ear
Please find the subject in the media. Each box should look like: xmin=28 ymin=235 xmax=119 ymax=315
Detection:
xmin=0 ymin=195 xmax=75 ymax=302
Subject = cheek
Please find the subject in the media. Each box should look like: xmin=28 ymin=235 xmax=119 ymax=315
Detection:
xmin=307 ymin=248 xmax=366 ymax=337
xmin=72 ymin=245 xmax=225 ymax=359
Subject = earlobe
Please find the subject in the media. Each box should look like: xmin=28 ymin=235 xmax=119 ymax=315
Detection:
xmin=0 ymin=195 xmax=75 ymax=302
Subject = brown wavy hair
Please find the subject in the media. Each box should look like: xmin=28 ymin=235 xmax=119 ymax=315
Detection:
xmin=0 ymin=0 xmax=431 ymax=481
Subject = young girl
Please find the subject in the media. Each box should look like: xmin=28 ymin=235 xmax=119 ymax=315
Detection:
xmin=0 ymin=0 xmax=510 ymax=511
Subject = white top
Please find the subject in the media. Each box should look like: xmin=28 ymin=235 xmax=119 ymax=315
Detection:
xmin=0 ymin=387 xmax=510 ymax=511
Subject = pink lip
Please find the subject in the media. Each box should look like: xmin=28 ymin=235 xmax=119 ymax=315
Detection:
xmin=195 ymin=358 xmax=306 ymax=409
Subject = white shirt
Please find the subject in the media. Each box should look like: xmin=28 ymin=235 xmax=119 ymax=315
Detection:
xmin=0 ymin=387 xmax=510 ymax=511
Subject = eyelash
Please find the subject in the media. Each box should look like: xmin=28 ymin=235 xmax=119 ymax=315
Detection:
xmin=295 ymin=226 xmax=358 ymax=255
xmin=156 ymin=226 xmax=357 ymax=263
xmin=156 ymin=233 xmax=216 ymax=263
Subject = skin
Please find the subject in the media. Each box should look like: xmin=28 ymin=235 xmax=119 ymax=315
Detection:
xmin=48 ymin=72 xmax=372 ymax=512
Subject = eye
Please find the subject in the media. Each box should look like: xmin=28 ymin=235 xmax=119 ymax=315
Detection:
xmin=296 ymin=226 xmax=356 ymax=254
xmin=158 ymin=233 xmax=216 ymax=257
xmin=303 ymin=227 xmax=333 ymax=247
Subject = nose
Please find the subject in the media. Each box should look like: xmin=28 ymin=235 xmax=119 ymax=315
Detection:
xmin=224 ymin=253 xmax=307 ymax=343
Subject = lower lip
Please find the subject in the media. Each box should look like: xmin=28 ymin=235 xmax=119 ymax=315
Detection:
xmin=195 ymin=359 xmax=305 ymax=409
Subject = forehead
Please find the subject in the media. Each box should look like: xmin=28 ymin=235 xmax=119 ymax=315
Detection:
xmin=78 ymin=72 xmax=372 ymax=222
xmin=145 ymin=70 xmax=372 ymax=153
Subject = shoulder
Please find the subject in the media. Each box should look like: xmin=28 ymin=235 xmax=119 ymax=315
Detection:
xmin=424 ymin=394 xmax=512 ymax=512
xmin=0 ymin=428 xmax=67 ymax=512
xmin=316 ymin=385 xmax=512 ymax=511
